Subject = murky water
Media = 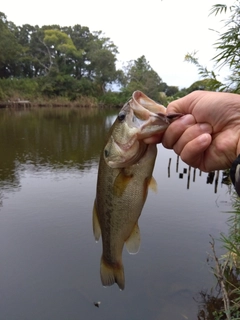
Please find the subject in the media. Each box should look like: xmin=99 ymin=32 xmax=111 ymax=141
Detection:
xmin=0 ymin=107 xmax=232 ymax=319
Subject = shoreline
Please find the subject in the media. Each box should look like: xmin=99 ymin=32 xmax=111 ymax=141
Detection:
xmin=0 ymin=100 xmax=123 ymax=109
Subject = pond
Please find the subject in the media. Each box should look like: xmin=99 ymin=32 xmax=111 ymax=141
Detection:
xmin=0 ymin=107 xmax=232 ymax=319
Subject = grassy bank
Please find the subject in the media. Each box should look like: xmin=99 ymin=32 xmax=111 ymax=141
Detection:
xmin=197 ymin=192 xmax=240 ymax=319
xmin=0 ymin=78 xmax=128 ymax=108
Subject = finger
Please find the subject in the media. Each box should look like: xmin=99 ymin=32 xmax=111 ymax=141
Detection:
xmin=162 ymin=114 xmax=196 ymax=149
xmin=143 ymin=132 xmax=164 ymax=144
xmin=179 ymin=133 xmax=212 ymax=170
xmin=166 ymin=91 xmax=204 ymax=114
xmin=173 ymin=122 xmax=212 ymax=155
xmin=166 ymin=94 xmax=194 ymax=114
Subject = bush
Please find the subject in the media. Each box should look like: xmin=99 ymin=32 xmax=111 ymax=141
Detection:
xmin=0 ymin=78 xmax=39 ymax=101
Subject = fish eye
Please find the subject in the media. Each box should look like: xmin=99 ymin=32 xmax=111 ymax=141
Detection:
xmin=117 ymin=111 xmax=126 ymax=122
xmin=104 ymin=149 xmax=109 ymax=158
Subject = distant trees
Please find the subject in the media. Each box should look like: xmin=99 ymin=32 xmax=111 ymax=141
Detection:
xmin=0 ymin=12 xmax=121 ymax=99
xmin=0 ymin=11 xmax=183 ymax=104
xmin=0 ymin=12 xmax=22 ymax=78
xmin=121 ymin=55 xmax=165 ymax=101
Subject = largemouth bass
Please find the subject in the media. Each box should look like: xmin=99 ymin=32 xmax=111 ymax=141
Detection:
xmin=93 ymin=91 xmax=182 ymax=290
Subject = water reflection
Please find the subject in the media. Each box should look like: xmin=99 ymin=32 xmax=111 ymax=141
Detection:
xmin=168 ymin=154 xmax=232 ymax=194
xmin=0 ymin=107 xmax=117 ymax=195
xmin=0 ymin=107 xmax=232 ymax=197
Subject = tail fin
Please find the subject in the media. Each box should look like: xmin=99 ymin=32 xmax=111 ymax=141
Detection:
xmin=100 ymin=257 xmax=125 ymax=290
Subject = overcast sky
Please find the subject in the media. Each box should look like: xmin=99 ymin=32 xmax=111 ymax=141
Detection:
xmin=1 ymin=0 xmax=233 ymax=88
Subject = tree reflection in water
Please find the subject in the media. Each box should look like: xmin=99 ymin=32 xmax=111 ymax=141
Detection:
xmin=168 ymin=155 xmax=232 ymax=194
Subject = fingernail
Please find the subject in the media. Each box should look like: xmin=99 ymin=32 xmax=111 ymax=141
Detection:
xmin=198 ymin=133 xmax=212 ymax=147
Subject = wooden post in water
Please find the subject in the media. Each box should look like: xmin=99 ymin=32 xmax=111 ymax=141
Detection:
xmin=214 ymin=170 xmax=219 ymax=193
xmin=193 ymin=168 xmax=196 ymax=182
xmin=176 ymin=155 xmax=179 ymax=173
xmin=187 ymin=166 xmax=191 ymax=189
xmin=168 ymin=158 xmax=171 ymax=178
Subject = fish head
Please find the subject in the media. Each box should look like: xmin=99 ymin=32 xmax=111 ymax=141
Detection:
xmin=103 ymin=102 xmax=144 ymax=168
xmin=104 ymin=91 xmax=182 ymax=168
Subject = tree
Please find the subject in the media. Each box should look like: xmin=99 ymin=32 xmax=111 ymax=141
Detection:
xmin=43 ymin=29 xmax=83 ymax=74
xmin=184 ymin=52 xmax=222 ymax=91
xmin=0 ymin=13 xmax=123 ymax=100
xmin=165 ymin=86 xmax=179 ymax=97
xmin=186 ymin=79 xmax=220 ymax=93
xmin=186 ymin=2 xmax=240 ymax=92
xmin=83 ymin=31 xmax=119 ymax=93
xmin=122 ymin=55 xmax=163 ymax=101
xmin=0 ymin=12 xmax=23 ymax=78
xmin=61 ymin=25 xmax=93 ymax=80
xmin=210 ymin=2 xmax=240 ymax=92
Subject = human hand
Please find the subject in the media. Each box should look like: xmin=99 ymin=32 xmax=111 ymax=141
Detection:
xmin=145 ymin=91 xmax=240 ymax=172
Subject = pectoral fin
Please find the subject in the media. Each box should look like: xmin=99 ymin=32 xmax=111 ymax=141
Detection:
xmin=142 ymin=176 xmax=157 ymax=203
xmin=92 ymin=199 xmax=101 ymax=242
xmin=125 ymin=223 xmax=141 ymax=254
xmin=149 ymin=176 xmax=157 ymax=193
xmin=113 ymin=170 xmax=133 ymax=197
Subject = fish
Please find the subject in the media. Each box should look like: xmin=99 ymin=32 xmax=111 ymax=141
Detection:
xmin=92 ymin=91 xmax=182 ymax=290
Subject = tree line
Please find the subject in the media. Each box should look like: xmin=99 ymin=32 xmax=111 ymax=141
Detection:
xmin=0 ymin=11 xmax=195 ymax=105
xmin=2 ymin=2 xmax=238 ymax=107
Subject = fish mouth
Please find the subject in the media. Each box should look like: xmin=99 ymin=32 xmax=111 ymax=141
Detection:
xmin=129 ymin=92 xmax=182 ymax=139
xmin=137 ymin=112 xmax=169 ymax=139
xmin=138 ymin=112 xmax=183 ymax=139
